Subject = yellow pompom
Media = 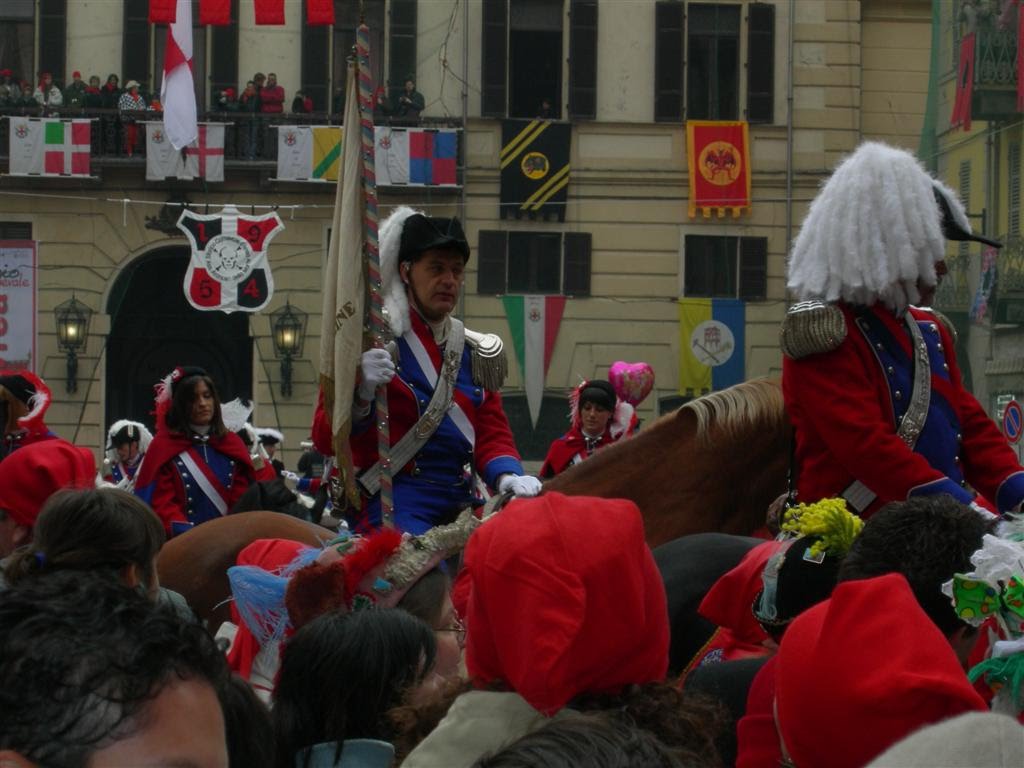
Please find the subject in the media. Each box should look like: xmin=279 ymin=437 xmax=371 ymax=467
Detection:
xmin=780 ymin=498 xmax=863 ymax=558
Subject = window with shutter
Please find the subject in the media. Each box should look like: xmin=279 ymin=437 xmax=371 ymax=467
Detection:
xmin=509 ymin=0 xmax=562 ymax=119
xmin=478 ymin=231 xmax=509 ymax=294
xmin=0 ymin=1 xmax=34 ymax=80
xmin=302 ymin=5 xmax=331 ymax=111
xmin=509 ymin=232 xmax=562 ymax=293
xmin=687 ymin=4 xmax=740 ymax=120
xmin=482 ymin=0 xmax=508 ymax=117
xmin=388 ymin=0 xmax=417 ymax=106
xmin=0 ymin=223 xmax=32 ymax=240
xmin=654 ymin=1 xmax=685 ymax=123
xmin=1010 ymin=144 xmax=1021 ymax=237
xmin=123 ymin=0 xmax=150 ymax=92
xmin=209 ymin=0 xmax=239 ymax=107
xmin=746 ymin=2 xmax=775 ymax=123
xmin=684 ymin=235 xmax=738 ymax=297
xmin=38 ymin=0 xmax=66 ymax=88
xmin=563 ymin=232 xmax=592 ymax=296
xmin=568 ymin=0 xmax=598 ymax=120
xmin=738 ymin=237 xmax=768 ymax=301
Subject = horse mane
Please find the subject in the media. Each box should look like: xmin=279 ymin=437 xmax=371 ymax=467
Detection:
xmin=681 ymin=378 xmax=785 ymax=446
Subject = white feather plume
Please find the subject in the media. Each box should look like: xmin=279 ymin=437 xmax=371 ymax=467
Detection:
xmin=104 ymin=419 xmax=154 ymax=465
xmin=220 ymin=399 xmax=254 ymax=433
xmin=378 ymin=206 xmax=423 ymax=338
xmin=787 ymin=141 xmax=960 ymax=312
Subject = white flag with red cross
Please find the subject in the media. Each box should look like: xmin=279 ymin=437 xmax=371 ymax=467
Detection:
xmin=8 ymin=118 xmax=92 ymax=177
xmin=176 ymin=204 xmax=283 ymax=314
xmin=147 ymin=122 xmax=225 ymax=181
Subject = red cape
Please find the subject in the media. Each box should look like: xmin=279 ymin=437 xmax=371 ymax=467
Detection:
xmin=134 ymin=429 xmax=253 ymax=488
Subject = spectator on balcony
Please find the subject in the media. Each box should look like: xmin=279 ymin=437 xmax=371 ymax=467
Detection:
xmin=394 ymin=77 xmax=424 ymax=122
xmin=64 ymin=70 xmax=87 ymax=108
xmin=240 ymin=80 xmax=260 ymax=160
xmin=259 ymin=72 xmax=285 ymax=114
xmin=216 ymin=86 xmax=239 ymax=112
xmin=118 ymin=80 xmax=149 ymax=158
xmin=291 ymin=89 xmax=313 ymax=114
xmin=0 ymin=69 xmax=16 ymax=105
xmin=14 ymin=82 xmax=37 ymax=110
xmin=84 ymin=75 xmax=103 ymax=109
xmin=252 ymin=71 xmax=265 ymax=104
xmin=33 ymin=71 xmax=63 ymax=109
xmin=101 ymin=73 xmax=121 ymax=109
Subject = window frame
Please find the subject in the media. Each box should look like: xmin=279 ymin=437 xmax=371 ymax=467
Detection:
xmin=680 ymin=232 xmax=768 ymax=301
xmin=477 ymin=230 xmax=592 ymax=297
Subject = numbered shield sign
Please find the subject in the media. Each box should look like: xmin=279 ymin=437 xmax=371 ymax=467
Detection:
xmin=176 ymin=205 xmax=284 ymax=313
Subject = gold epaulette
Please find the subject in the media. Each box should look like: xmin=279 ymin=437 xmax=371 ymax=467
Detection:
xmin=464 ymin=328 xmax=508 ymax=391
xmin=780 ymin=301 xmax=847 ymax=359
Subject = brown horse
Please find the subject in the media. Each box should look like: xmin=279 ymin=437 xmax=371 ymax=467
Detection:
xmin=158 ymin=378 xmax=789 ymax=624
xmin=157 ymin=511 xmax=334 ymax=628
xmin=544 ymin=377 xmax=790 ymax=548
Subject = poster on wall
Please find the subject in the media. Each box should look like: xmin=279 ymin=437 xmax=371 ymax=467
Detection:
xmin=0 ymin=241 xmax=37 ymax=373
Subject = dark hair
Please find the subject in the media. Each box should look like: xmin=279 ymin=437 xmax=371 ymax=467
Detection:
xmin=5 ymin=487 xmax=165 ymax=590
xmin=0 ymin=570 xmax=228 ymax=767
xmin=473 ymin=712 xmax=690 ymax=768
xmin=397 ymin=567 xmax=449 ymax=627
xmin=838 ymin=495 xmax=993 ymax=636
xmin=165 ymin=373 xmax=227 ymax=436
xmin=272 ymin=608 xmax=437 ymax=768
xmin=221 ymin=673 xmax=275 ymax=768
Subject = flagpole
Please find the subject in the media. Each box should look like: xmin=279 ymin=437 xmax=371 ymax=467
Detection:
xmin=357 ymin=22 xmax=394 ymax=527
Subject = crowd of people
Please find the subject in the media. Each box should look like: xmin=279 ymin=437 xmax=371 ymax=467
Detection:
xmin=0 ymin=68 xmax=155 ymax=111
xmin=7 ymin=142 xmax=1024 ymax=766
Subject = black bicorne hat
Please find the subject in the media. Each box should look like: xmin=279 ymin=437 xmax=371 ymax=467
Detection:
xmin=578 ymin=380 xmax=617 ymax=411
xmin=398 ymin=214 xmax=470 ymax=263
xmin=933 ymin=186 xmax=1002 ymax=249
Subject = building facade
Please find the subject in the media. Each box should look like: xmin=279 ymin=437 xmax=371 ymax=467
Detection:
xmin=0 ymin=0 xmax=931 ymax=465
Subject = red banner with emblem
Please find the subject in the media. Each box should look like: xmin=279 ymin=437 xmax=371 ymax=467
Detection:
xmin=951 ymin=33 xmax=975 ymax=131
xmin=686 ymin=121 xmax=751 ymax=218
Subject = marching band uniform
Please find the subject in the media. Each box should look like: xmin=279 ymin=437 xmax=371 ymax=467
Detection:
xmin=540 ymin=379 xmax=637 ymax=478
xmin=0 ymin=372 xmax=59 ymax=460
xmin=134 ymin=367 xmax=255 ymax=537
xmin=102 ymin=420 xmax=153 ymax=488
xmin=313 ymin=208 xmax=537 ymax=534
xmin=781 ymin=142 xmax=1024 ymax=516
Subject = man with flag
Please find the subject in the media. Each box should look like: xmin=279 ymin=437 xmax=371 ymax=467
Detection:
xmin=313 ymin=207 xmax=541 ymax=534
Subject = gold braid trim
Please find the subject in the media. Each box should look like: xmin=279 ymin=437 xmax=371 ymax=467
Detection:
xmin=465 ymin=329 xmax=508 ymax=391
xmin=780 ymin=301 xmax=847 ymax=360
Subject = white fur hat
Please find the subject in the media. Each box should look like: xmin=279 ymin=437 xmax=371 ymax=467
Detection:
xmin=787 ymin=141 xmax=978 ymax=311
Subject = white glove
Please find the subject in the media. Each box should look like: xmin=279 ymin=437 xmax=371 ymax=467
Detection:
xmin=498 ymin=474 xmax=542 ymax=497
xmin=357 ymin=348 xmax=396 ymax=401
xmin=281 ymin=470 xmax=299 ymax=490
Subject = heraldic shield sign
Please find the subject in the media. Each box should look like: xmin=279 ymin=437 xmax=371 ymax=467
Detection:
xmin=175 ymin=205 xmax=284 ymax=313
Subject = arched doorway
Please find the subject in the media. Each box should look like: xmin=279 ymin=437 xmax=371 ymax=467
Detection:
xmin=105 ymin=247 xmax=253 ymax=432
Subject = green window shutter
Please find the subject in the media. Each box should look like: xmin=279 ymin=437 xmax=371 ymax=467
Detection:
xmin=477 ymin=230 xmax=508 ymax=294
xmin=739 ymin=236 xmax=768 ymax=301
xmin=746 ymin=2 xmax=775 ymax=123
xmin=568 ymin=0 xmax=598 ymax=120
xmin=563 ymin=232 xmax=592 ymax=296
xmin=654 ymin=1 xmax=684 ymax=122
xmin=482 ymin=0 xmax=508 ymax=117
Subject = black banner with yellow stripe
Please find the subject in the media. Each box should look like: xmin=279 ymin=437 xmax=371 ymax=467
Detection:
xmin=500 ymin=119 xmax=570 ymax=222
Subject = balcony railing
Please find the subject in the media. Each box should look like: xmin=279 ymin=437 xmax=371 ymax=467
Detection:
xmin=935 ymin=249 xmax=973 ymax=312
xmin=0 ymin=107 xmax=463 ymax=166
xmin=955 ymin=1 xmax=1020 ymax=120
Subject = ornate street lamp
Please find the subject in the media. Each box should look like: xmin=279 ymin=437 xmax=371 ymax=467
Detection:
xmin=270 ymin=301 xmax=307 ymax=397
xmin=54 ymin=296 xmax=92 ymax=394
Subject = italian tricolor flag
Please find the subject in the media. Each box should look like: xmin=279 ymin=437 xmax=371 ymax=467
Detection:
xmin=502 ymin=295 xmax=566 ymax=428
xmin=44 ymin=120 xmax=91 ymax=175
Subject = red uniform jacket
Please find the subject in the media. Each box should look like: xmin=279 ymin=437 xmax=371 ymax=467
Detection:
xmin=540 ymin=413 xmax=638 ymax=479
xmin=784 ymin=303 xmax=1024 ymax=515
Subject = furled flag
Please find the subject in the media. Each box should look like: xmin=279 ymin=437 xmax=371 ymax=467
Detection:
xmin=276 ymin=125 xmax=342 ymax=182
xmin=502 ymin=295 xmax=566 ymax=428
xmin=951 ymin=33 xmax=975 ymax=132
xmin=149 ymin=0 xmax=176 ymax=23
xmin=161 ymin=0 xmax=197 ymax=150
xmin=375 ymin=127 xmax=458 ymax=186
xmin=254 ymin=0 xmax=285 ymax=24
xmin=677 ymin=298 xmax=745 ymax=395
xmin=306 ymin=0 xmax=334 ymax=25
xmin=8 ymin=118 xmax=91 ymax=177
xmin=146 ymin=122 xmax=224 ymax=181
xmin=318 ymin=55 xmax=365 ymax=504
xmin=686 ymin=120 xmax=751 ymax=218
xmin=199 ymin=0 xmax=231 ymax=25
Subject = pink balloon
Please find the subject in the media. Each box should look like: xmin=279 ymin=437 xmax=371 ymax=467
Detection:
xmin=608 ymin=361 xmax=655 ymax=406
